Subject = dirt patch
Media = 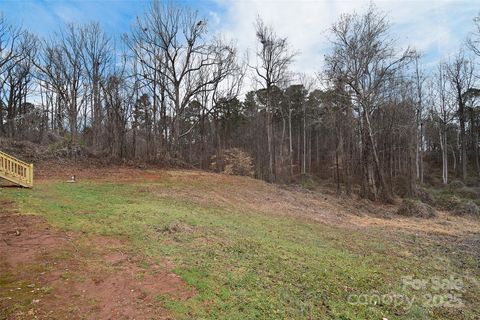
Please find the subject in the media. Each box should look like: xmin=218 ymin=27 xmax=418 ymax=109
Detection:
xmin=34 ymin=161 xmax=165 ymax=183
xmin=36 ymin=253 xmax=193 ymax=320
xmin=0 ymin=203 xmax=194 ymax=319
xmin=0 ymin=214 xmax=72 ymax=267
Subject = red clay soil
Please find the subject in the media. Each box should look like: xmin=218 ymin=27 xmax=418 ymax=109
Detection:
xmin=0 ymin=200 xmax=194 ymax=320
xmin=34 ymin=161 xmax=165 ymax=182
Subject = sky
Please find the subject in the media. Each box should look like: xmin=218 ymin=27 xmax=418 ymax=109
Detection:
xmin=1 ymin=0 xmax=479 ymax=79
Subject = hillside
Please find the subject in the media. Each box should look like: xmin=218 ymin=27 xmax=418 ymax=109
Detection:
xmin=1 ymin=165 xmax=479 ymax=319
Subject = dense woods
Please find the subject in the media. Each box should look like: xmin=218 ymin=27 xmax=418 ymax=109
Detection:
xmin=2 ymin=2 xmax=480 ymax=202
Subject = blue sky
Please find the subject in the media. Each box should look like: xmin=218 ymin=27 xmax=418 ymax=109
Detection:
xmin=0 ymin=0 xmax=225 ymax=38
xmin=1 ymin=0 xmax=479 ymax=77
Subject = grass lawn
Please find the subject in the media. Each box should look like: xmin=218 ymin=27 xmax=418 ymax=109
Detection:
xmin=1 ymin=170 xmax=479 ymax=319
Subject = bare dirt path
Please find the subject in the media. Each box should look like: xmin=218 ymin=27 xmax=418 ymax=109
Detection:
xmin=0 ymin=199 xmax=194 ymax=320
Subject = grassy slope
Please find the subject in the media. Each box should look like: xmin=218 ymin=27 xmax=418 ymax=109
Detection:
xmin=2 ymin=171 xmax=479 ymax=319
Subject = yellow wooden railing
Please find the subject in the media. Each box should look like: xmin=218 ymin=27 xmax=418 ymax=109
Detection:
xmin=0 ymin=150 xmax=33 ymax=188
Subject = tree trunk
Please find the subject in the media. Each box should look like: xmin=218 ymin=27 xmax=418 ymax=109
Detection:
xmin=419 ymin=122 xmax=424 ymax=185
xmin=439 ymin=129 xmax=448 ymax=184
xmin=363 ymin=108 xmax=393 ymax=202
xmin=288 ymin=107 xmax=293 ymax=178
xmin=458 ymin=94 xmax=467 ymax=181
xmin=302 ymin=102 xmax=306 ymax=175
xmin=266 ymin=87 xmax=274 ymax=182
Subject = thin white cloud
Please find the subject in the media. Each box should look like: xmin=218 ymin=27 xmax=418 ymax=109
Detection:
xmin=215 ymin=0 xmax=479 ymax=78
xmin=3 ymin=0 xmax=478 ymax=83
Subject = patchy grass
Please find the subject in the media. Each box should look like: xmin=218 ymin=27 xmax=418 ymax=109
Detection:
xmin=397 ymin=199 xmax=436 ymax=218
xmin=427 ymin=185 xmax=480 ymax=216
xmin=2 ymin=170 xmax=480 ymax=319
xmin=0 ymin=274 xmax=40 ymax=319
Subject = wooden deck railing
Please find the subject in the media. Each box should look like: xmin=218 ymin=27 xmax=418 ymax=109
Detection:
xmin=0 ymin=150 xmax=33 ymax=188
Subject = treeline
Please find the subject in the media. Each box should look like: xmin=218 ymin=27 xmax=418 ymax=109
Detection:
xmin=1 ymin=2 xmax=480 ymax=202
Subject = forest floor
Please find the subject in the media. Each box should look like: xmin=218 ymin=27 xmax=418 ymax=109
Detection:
xmin=0 ymin=165 xmax=479 ymax=319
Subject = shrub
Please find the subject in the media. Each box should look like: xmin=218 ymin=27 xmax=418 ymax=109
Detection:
xmin=416 ymin=188 xmax=434 ymax=205
xmin=435 ymin=194 xmax=462 ymax=211
xmin=46 ymin=136 xmax=87 ymax=159
xmin=455 ymin=186 xmax=479 ymax=199
xmin=448 ymin=180 xmax=465 ymax=190
xmin=453 ymin=201 xmax=479 ymax=216
xmin=396 ymin=199 xmax=436 ymax=218
xmin=210 ymin=148 xmax=254 ymax=177
xmin=299 ymin=173 xmax=316 ymax=191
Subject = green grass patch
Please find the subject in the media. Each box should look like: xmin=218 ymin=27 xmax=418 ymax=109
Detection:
xmin=2 ymin=180 xmax=479 ymax=319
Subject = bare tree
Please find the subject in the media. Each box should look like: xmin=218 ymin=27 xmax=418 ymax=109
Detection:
xmin=432 ymin=63 xmax=454 ymax=184
xmin=5 ymin=1 xmax=480 ymax=200
xmin=413 ymin=53 xmax=426 ymax=185
xmin=325 ymin=5 xmax=413 ymax=202
xmin=102 ymin=58 xmax=136 ymax=159
xmin=467 ymin=14 xmax=480 ymax=59
xmin=127 ymin=0 xmax=237 ymax=158
xmin=0 ymin=14 xmax=23 ymax=136
xmin=80 ymin=22 xmax=112 ymax=148
xmin=446 ymin=51 xmax=474 ymax=181
xmin=36 ymin=24 xmax=86 ymax=141
xmin=0 ymin=14 xmax=22 ymax=75
xmin=253 ymin=17 xmax=295 ymax=181
xmin=3 ymin=33 xmax=37 ymax=138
